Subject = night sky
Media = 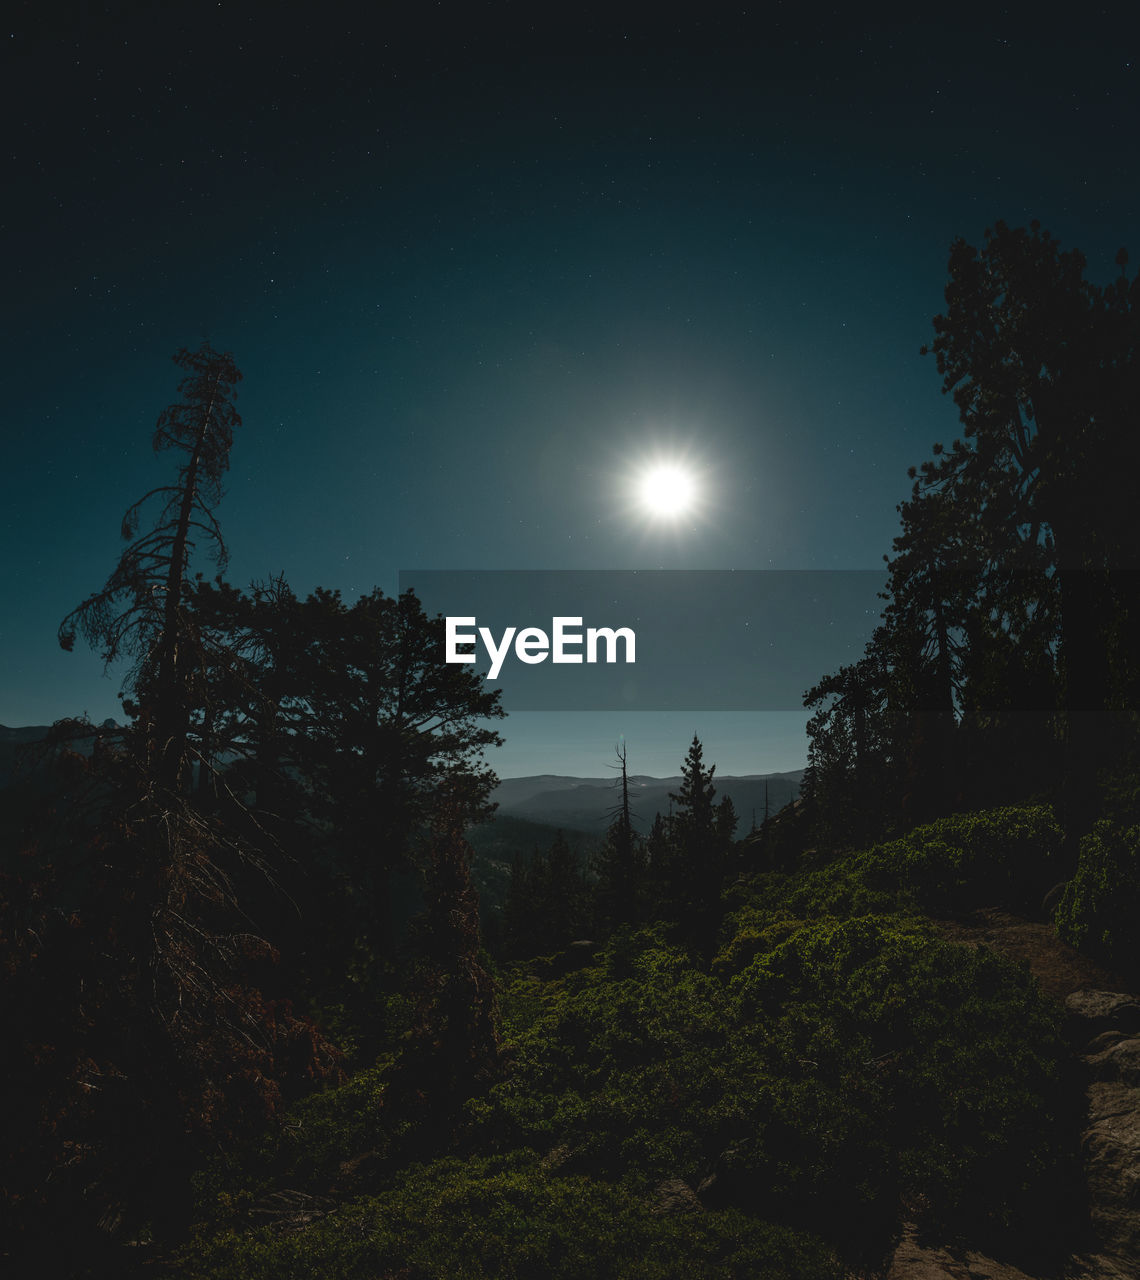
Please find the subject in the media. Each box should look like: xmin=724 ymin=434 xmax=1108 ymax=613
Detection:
xmin=4 ymin=4 xmax=1137 ymax=777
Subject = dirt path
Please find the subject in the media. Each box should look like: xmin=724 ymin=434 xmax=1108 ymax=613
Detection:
xmin=930 ymin=907 xmax=1127 ymax=1002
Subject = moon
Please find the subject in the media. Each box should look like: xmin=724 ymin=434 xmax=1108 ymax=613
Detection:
xmin=637 ymin=463 xmax=697 ymax=517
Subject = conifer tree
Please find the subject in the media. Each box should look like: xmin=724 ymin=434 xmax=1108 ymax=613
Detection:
xmin=59 ymin=343 xmax=242 ymax=792
xmin=395 ymin=803 xmax=500 ymax=1130
xmin=503 ymin=833 xmax=587 ymax=958
xmin=666 ymin=736 xmax=736 ymax=951
xmin=920 ymin=222 xmax=1140 ymax=836
xmin=592 ymin=740 xmax=643 ymax=934
xmin=25 ymin=345 xmax=342 ymax=1256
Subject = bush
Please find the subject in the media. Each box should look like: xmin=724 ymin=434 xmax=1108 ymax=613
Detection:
xmin=192 ymin=1061 xmax=394 ymax=1227
xmin=734 ymin=806 xmax=1063 ymax=927
xmin=182 ymin=1152 xmax=842 ymax=1280
xmin=475 ymin=917 xmax=1072 ymax=1258
xmin=1056 ymin=820 xmax=1140 ymax=976
xmin=185 ymin=809 xmax=1077 ymax=1273
xmin=724 ymin=915 xmax=1074 ymax=1245
xmin=479 ymin=929 xmax=732 ymax=1187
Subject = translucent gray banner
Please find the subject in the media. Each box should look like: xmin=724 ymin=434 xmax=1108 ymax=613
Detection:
xmin=398 ymin=570 xmax=885 ymax=711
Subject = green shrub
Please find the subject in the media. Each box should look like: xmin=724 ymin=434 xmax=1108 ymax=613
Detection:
xmin=187 ymin=809 xmax=1075 ymax=1272
xmin=182 ymin=1152 xmax=842 ymax=1280
xmin=1056 ymin=820 xmax=1140 ymax=976
xmin=725 ymin=915 xmax=1073 ymax=1244
xmin=733 ymin=806 xmax=1063 ymax=928
xmin=481 ymin=929 xmax=732 ymax=1186
xmin=193 ymin=1061 xmax=394 ymax=1226
xmin=875 ymin=806 xmax=1063 ymax=913
xmin=477 ymin=917 xmax=1071 ymax=1256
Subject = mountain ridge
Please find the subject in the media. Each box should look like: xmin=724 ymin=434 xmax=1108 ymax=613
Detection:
xmin=492 ymin=769 xmax=804 ymax=835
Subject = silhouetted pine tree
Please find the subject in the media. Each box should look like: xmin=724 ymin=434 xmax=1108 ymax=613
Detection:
xmin=591 ymin=740 xmax=644 ymax=934
xmin=920 ymin=221 xmax=1140 ymax=838
xmin=503 ymin=832 xmax=588 ymax=958
xmin=545 ymin=830 xmax=588 ymax=946
xmin=664 ymin=736 xmax=736 ymax=952
xmin=183 ymin=578 xmax=506 ymax=1021
xmin=394 ymin=805 xmax=500 ymax=1133
xmin=19 ymin=346 xmax=342 ymax=1263
xmin=59 ymin=343 xmax=242 ymax=793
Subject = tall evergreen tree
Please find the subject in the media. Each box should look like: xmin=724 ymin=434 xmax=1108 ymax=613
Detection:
xmin=665 ymin=736 xmax=736 ymax=951
xmin=24 ymin=345 xmax=342 ymax=1259
xmin=59 ymin=343 xmax=243 ymax=792
xmin=503 ymin=833 xmax=588 ymax=959
xmin=804 ymin=640 xmax=905 ymax=844
xmin=545 ymin=830 xmax=587 ymax=946
xmin=920 ymin=221 xmax=1140 ymax=836
xmin=180 ymin=577 xmax=506 ymax=1030
xmin=804 ymin=225 xmax=1137 ymax=846
xmin=394 ymin=803 xmax=501 ymax=1133
xmin=642 ymin=810 xmax=672 ymax=919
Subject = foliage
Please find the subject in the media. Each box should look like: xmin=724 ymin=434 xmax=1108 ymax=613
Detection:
xmin=173 ymin=787 xmax=1075 ymax=1267
xmin=184 ymin=578 xmax=507 ymax=1050
xmin=191 ymin=581 xmax=502 ymax=902
xmin=1055 ymin=820 xmax=1140 ymax=977
xmin=58 ymin=343 xmax=243 ymax=792
xmin=742 ymin=805 xmax=1065 ymax=927
xmin=0 ymin=742 xmax=342 ymax=1265
xmin=498 ymin=736 xmax=740 ymax=958
xmin=479 ymin=929 xmax=732 ymax=1187
xmin=9 ymin=349 xmax=345 ymax=1266
xmin=917 ymin=223 xmax=1140 ymax=835
xmin=470 ymin=877 xmax=1074 ymax=1259
xmin=180 ymin=1151 xmax=842 ymax=1280
xmin=502 ymin=830 xmax=589 ymax=959
xmin=722 ymin=915 xmax=1074 ymax=1245
xmin=653 ymin=736 xmax=737 ymax=950
xmin=804 ymin=223 xmax=1140 ymax=846
xmin=20 ymin=255 xmax=1134 ymax=1275
xmin=190 ymin=1060 xmax=395 ymax=1226
xmin=392 ymin=809 xmax=502 ymax=1123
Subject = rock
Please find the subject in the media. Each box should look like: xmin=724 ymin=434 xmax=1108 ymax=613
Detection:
xmin=1083 ymin=1080 xmax=1140 ymax=1267
xmin=1066 ymin=1253 xmax=1140 ymax=1278
xmin=1065 ymin=991 xmax=1140 ymax=1047
xmin=1087 ymin=1030 xmax=1129 ymax=1056
xmin=651 ymin=1177 xmax=701 ymax=1215
xmin=887 ymin=1224 xmax=1133 ymax=1279
xmin=886 ymin=1222 xmax=1039 ymax=1279
xmin=1087 ymin=1038 xmax=1140 ymax=1087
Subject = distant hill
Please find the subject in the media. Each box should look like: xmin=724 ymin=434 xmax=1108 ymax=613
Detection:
xmin=465 ymin=772 xmax=803 ymax=929
xmin=1 ymin=720 xmax=801 ymax=941
xmin=1 ymin=724 xmax=804 ymax=838
xmin=491 ymin=770 xmax=804 ymax=836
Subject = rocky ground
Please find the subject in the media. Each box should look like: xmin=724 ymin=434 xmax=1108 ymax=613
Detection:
xmin=885 ymin=910 xmax=1139 ymax=1280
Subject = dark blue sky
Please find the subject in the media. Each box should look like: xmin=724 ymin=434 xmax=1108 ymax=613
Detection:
xmin=4 ymin=4 xmax=1137 ymax=776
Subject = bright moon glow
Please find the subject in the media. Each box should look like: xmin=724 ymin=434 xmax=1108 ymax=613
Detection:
xmin=638 ymin=464 xmax=697 ymax=517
